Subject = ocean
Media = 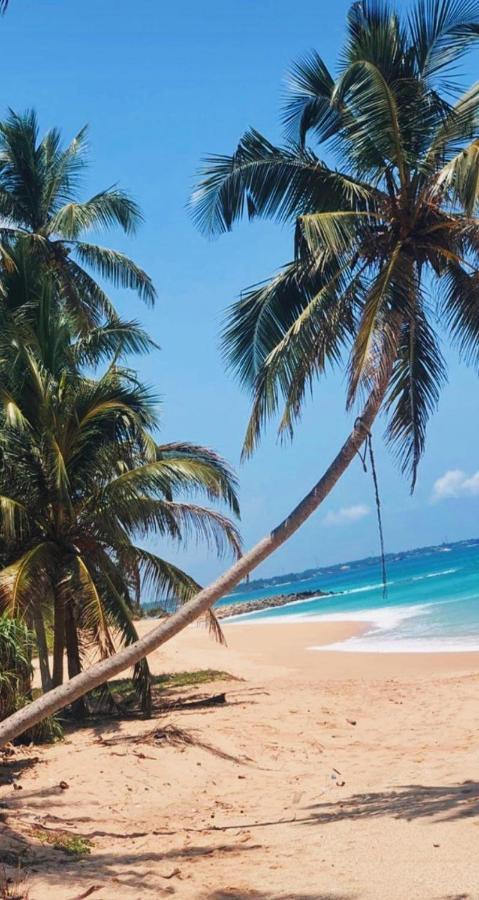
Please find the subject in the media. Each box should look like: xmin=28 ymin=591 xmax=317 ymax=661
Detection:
xmin=218 ymin=538 xmax=479 ymax=652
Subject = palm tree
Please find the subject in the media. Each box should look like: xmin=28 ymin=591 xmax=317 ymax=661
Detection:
xmin=193 ymin=0 xmax=479 ymax=488
xmin=0 ymin=342 xmax=240 ymax=714
xmin=0 ymin=110 xmax=155 ymax=330
xmin=2 ymin=0 xmax=479 ymax=743
xmin=0 ymin=239 xmax=156 ymax=390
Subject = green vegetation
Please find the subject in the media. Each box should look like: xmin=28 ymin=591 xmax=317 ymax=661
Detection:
xmin=0 ymin=615 xmax=32 ymax=720
xmin=0 ymin=615 xmax=62 ymax=742
xmin=107 ymin=668 xmax=235 ymax=700
xmin=33 ymin=830 xmax=92 ymax=855
xmin=0 ymin=112 xmax=240 ymax=730
xmin=2 ymin=0 xmax=479 ymax=746
xmin=193 ymin=0 xmax=479 ymax=491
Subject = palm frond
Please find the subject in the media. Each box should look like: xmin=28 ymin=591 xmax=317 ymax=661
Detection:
xmin=205 ymin=610 xmax=227 ymax=646
xmin=93 ymin=549 xmax=152 ymax=711
xmin=222 ymin=262 xmax=310 ymax=388
xmin=0 ymin=543 xmax=57 ymax=617
xmin=347 ymin=244 xmax=405 ymax=405
xmin=437 ymin=138 xmax=479 ymax=213
xmin=158 ymin=502 xmax=242 ymax=559
xmin=75 ymin=555 xmax=115 ymax=659
xmin=72 ymin=242 xmax=156 ymax=305
xmin=442 ymin=262 xmax=479 ymax=367
xmin=48 ymin=189 xmax=143 ymax=239
xmin=332 ymin=59 xmax=407 ymax=186
xmin=424 ymin=82 xmax=479 ymax=172
xmin=299 ymin=210 xmax=378 ymax=256
xmin=409 ymin=0 xmax=479 ymax=82
xmin=0 ymin=496 xmax=30 ymax=543
xmin=385 ymin=307 xmax=446 ymax=489
xmin=241 ymin=263 xmax=358 ymax=457
xmin=282 ymin=51 xmax=339 ymax=145
xmin=192 ymin=129 xmax=374 ymax=235
xmin=153 ymin=443 xmax=240 ymax=515
xmin=127 ymin=546 xmax=200 ymax=605
xmin=72 ymin=319 xmax=157 ymax=367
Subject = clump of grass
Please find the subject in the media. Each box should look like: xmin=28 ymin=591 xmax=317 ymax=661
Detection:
xmin=0 ymin=617 xmax=33 ymax=722
xmin=108 ymin=669 xmax=235 ymax=700
xmin=0 ymin=864 xmax=30 ymax=899
xmin=13 ymin=696 xmax=63 ymax=746
xmin=33 ymin=830 xmax=92 ymax=856
xmin=87 ymin=668 xmax=238 ymax=718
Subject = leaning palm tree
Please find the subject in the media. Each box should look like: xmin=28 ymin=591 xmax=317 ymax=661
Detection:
xmin=0 ymin=343 xmax=240 ymax=714
xmin=0 ymin=110 xmax=155 ymax=329
xmin=193 ymin=0 xmax=479 ymax=488
xmin=2 ymin=0 xmax=479 ymax=743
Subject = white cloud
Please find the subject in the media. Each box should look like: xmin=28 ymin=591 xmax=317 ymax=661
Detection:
xmin=323 ymin=504 xmax=370 ymax=526
xmin=462 ymin=472 xmax=479 ymax=495
xmin=432 ymin=468 xmax=479 ymax=502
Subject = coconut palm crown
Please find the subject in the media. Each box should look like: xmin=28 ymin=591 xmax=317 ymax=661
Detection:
xmin=192 ymin=0 xmax=479 ymax=489
xmin=0 ymin=341 xmax=241 ymax=709
xmin=0 ymin=110 xmax=155 ymax=331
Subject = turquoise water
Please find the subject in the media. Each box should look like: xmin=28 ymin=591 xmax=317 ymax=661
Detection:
xmin=221 ymin=539 xmax=479 ymax=652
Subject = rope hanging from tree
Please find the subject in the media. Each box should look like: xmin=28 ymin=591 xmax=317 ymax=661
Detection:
xmin=355 ymin=419 xmax=388 ymax=599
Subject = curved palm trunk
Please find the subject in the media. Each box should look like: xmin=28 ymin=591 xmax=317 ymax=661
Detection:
xmin=0 ymin=380 xmax=388 ymax=746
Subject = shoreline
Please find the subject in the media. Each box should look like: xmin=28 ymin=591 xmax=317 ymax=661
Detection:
xmin=213 ymin=588 xmax=479 ymax=656
xmin=223 ymin=613 xmax=479 ymax=654
xmin=140 ymin=614 xmax=479 ymax=671
xmin=218 ymin=618 xmax=479 ymax=676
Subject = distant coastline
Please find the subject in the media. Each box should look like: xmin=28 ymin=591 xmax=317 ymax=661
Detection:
xmin=215 ymin=588 xmax=333 ymax=620
xmin=228 ymin=536 xmax=479 ymax=596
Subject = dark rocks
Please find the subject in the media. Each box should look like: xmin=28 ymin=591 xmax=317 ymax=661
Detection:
xmin=215 ymin=588 xmax=332 ymax=620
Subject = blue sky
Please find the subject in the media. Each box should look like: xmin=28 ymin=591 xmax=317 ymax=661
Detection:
xmin=1 ymin=0 xmax=479 ymax=586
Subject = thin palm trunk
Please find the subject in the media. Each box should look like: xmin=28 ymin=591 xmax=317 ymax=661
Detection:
xmin=32 ymin=606 xmax=52 ymax=693
xmin=0 ymin=377 xmax=388 ymax=746
xmin=52 ymin=586 xmax=65 ymax=688
xmin=64 ymin=604 xmax=87 ymax=719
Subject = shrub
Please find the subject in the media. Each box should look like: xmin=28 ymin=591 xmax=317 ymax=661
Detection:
xmin=0 ymin=616 xmax=33 ymax=721
xmin=0 ymin=614 xmax=63 ymax=743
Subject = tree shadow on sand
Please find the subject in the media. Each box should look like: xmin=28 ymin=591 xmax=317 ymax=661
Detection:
xmin=0 ymin=825 xmax=263 ymax=894
xmin=204 ymin=892 xmax=355 ymax=900
xmin=302 ymin=781 xmax=479 ymax=825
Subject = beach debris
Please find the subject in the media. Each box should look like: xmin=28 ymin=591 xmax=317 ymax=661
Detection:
xmin=174 ymin=691 xmax=226 ymax=709
xmin=68 ymin=886 xmax=102 ymax=900
xmin=59 ymin=780 xmax=69 ymax=790
xmin=160 ymin=867 xmax=181 ymax=879
xmin=331 ymin=769 xmax=345 ymax=787
xmin=346 ymin=718 xmax=357 ymax=726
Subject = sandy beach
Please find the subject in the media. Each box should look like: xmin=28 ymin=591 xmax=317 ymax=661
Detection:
xmin=2 ymin=617 xmax=479 ymax=899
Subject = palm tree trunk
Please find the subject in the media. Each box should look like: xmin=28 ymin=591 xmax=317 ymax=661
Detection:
xmin=52 ymin=586 xmax=65 ymax=688
xmin=0 ymin=379 xmax=388 ymax=747
xmin=32 ymin=606 xmax=52 ymax=693
xmin=64 ymin=605 xmax=88 ymax=719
